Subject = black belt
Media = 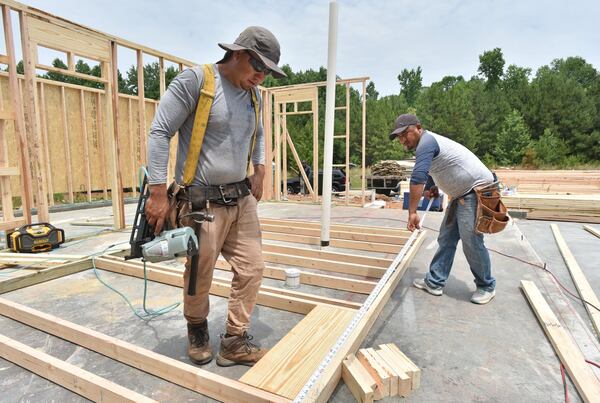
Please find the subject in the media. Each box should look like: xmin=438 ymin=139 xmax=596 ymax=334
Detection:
xmin=177 ymin=179 xmax=251 ymax=209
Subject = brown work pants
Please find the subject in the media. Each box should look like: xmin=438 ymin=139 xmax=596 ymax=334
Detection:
xmin=179 ymin=195 xmax=264 ymax=336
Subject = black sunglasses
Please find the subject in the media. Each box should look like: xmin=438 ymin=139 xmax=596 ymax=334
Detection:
xmin=247 ymin=52 xmax=272 ymax=75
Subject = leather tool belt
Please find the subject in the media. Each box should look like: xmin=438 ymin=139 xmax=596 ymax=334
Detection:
xmin=175 ymin=179 xmax=251 ymax=210
xmin=473 ymin=183 xmax=509 ymax=234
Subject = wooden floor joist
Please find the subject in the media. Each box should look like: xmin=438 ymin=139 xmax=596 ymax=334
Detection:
xmin=521 ymin=280 xmax=600 ymax=403
xmin=260 ymin=218 xmax=408 ymax=236
xmin=212 ymin=258 xmax=376 ymax=295
xmin=551 ymin=224 xmax=600 ymax=339
xmin=94 ymin=257 xmax=360 ymax=314
xmin=260 ymin=223 xmax=408 ymax=245
xmin=0 ymin=258 xmax=92 ymax=294
xmin=0 ymin=298 xmax=288 ymax=403
xmin=0 ymin=333 xmax=157 ymax=403
xmin=583 ymin=225 xmax=600 ymax=239
xmin=262 ymin=231 xmax=402 ymax=254
xmin=261 ymin=243 xmax=393 ymax=268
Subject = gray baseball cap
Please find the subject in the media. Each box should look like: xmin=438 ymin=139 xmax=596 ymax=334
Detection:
xmin=389 ymin=114 xmax=421 ymax=140
xmin=218 ymin=26 xmax=287 ymax=78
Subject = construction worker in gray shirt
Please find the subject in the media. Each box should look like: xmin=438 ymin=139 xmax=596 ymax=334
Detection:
xmin=389 ymin=114 xmax=497 ymax=305
xmin=145 ymin=27 xmax=287 ymax=366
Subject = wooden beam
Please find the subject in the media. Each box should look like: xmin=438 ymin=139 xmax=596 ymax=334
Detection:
xmin=38 ymin=82 xmax=54 ymax=205
xmin=5 ymin=7 xmax=33 ymax=223
xmin=0 ymin=69 xmax=15 ymax=221
xmin=261 ymin=231 xmax=402 ymax=254
xmin=356 ymin=348 xmax=390 ymax=399
xmin=158 ymin=56 xmax=166 ymax=96
xmin=60 ymin=86 xmax=74 ymax=204
xmin=212 ymin=258 xmax=376 ymax=294
xmin=0 ymin=258 xmax=91 ymax=294
xmin=260 ymin=223 xmax=408 ymax=244
xmin=0 ymin=166 xmax=18 ymax=176
xmin=35 ymin=63 xmax=109 ymax=83
xmin=342 ymin=354 xmax=376 ymax=403
xmin=521 ymin=280 xmax=600 ymax=403
xmin=79 ymin=89 xmax=92 ymax=202
xmin=0 ymin=298 xmax=287 ymax=403
xmin=96 ymin=92 xmax=108 ymax=199
xmin=136 ymin=49 xmax=147 ymax=164
xmin=285 ymin=129 xmax=315 ymax=196
xmin=551 ymin=224 xmax=600 ymax=339
xmin=379 ymin=343 xmax=420 ymax=390
xmin=127 ymin=98 xmax=136 ymax=197
xmin=0 ymin=333 xmax=156 ymax=403
xmin=262 ymin=251 xmax=386 ymax=278
xmin=0 ymin=218 xmax=26 ymax=232
xmin=93 ymin=257 xmax=359 ymax=314
xmin=260 ymin=218 xmax=408 ymax=236
xmin=109 ymin=42 xmax=125 ymax=229
xmin=262 ymin=243 xmax=392 ymax=268
xmin=583 ymin=225 xmax=600 ymax=239
xmin=373 ymin=347 xmax=412 ymax=397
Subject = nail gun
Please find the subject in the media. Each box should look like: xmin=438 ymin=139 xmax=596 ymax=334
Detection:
xmin=126 ymin=174 xmax=214 ymax=295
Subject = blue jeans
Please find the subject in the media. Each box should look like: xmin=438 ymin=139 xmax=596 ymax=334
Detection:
xmin=425 ymin=192 xmax=496 ymax=292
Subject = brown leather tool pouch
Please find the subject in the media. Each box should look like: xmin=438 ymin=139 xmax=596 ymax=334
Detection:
xmin=166 ymin=181 xmax=184 ymax=229
xmin=474 ymin=184 xmax=509 ymax=234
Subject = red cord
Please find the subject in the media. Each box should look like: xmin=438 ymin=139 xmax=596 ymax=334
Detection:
xmin=586 ymin=359 xmax=600 ymax=369
xmin=561 ymin=363 xmax=569 ymax=403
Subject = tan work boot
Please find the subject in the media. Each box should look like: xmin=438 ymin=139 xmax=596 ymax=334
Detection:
xmin=187 ymin=321 xmax=213 ymax=365
xmin=216 ymin=331 xmax=268 ymax=367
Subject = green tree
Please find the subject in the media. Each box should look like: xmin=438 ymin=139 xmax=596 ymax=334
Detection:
xmin=366 ymin=81 xmax=379 ymax=100
xmin=478 ymin=48 xmax=505 ymax=88
xmin=397 ymin=67 xmax=422 ymax=106
xmin=494 ymin=110 xmax=531 ymax=165
xmin=531 ymin=128 xmax=568 ymax=166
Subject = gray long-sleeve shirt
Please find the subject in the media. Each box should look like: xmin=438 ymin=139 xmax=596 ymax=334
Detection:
xmin=147 ymin=64 xmax=265 ymax=186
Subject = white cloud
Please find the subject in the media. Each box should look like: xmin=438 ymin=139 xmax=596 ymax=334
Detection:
xmin=22 ymin=0 xmax=600 ymax=95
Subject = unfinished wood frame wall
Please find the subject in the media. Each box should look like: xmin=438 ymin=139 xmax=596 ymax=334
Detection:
xmin=0 ymin=218 xmax=424 ymax=402
xmin=263 ymin=77 xmax=369 ymax=205
xmin=0 ymin=0 xmax=195 ymax=229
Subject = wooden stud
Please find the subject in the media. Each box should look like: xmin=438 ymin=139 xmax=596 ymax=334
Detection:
xmin=373 ymin=347 xmax=412 ymax=397
xmin=366 ymin=347 xmax=399 ymax=396
xmin=127 ymin=98 xmax=136 ymax=197
xmin=282 ymin=103 xmax=288 ymax=198
xmin=261 ymin=243 xmax=392 ymax=268
xmin=312 ymin=93 xmax=319 ymax=202
xmin=96 ymin=92 xmax=108 ymax=199
xmin=109 ymin=42 xmax=125 ymax=229
xmin=551 ymin=224 xmax=600 ymax=339
xmin=263 ymin=89 xmax=273 ymax=200
xmin=285 ymin=129 xmax=315 ymax=196
xmin=345 ymin=83 xmax=350 ymax=203
xmin=260 ymin=218 xmax=408 ymax=236
xmin=261 ymin=231 xmax=402 ymax=254
xmin=0 ymin=56 xmax=15 ymax=220
xmin=379 ymin=343 xmax=421 ymax=390
xmin=158 ymin=56 xmax=165 ymax=97
xmin=361 ymin=80 xmax=366 ymax=206
xmin=583 ymin=225 xmax=600 ymax=239
xmin=356 ymin=348 xmax=391 ymax=399
xmin=0 ymin=258 xmax=92 ymax=294
xmin=342 ymin=354 xmax=376 ymax=403
xmin=0 ymin=333 xmax=157 ymax=403
xmin=5 ymin=7 xmax=33 ymax=223
xmin=79 ymin=89 xmax=92 ymax=202
xmin=260 ymin=223 xmax=409 ymax=245
xmin=521 ymin=280 xmax=600 ymax=403
xmin=274 ymin=103 xmax=281 ymax=200
xmin=38 ymin=82 xmax=55 ymax=205
xmin=60 ymin=86 xmax=74 ymax=204
xmin=0 ymin=298 xmax=286 ymax=403
xmin=137 ymin=49 xmax=147 ymax=164
xmin=209 ymin=257 xmax=376 ymax=294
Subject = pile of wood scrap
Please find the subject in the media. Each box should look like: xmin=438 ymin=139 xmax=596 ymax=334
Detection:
xmin=371 ymin=161 xmax=409 ymax=178
xmin=342 ymin=343 xmax=420 ymax=402
xmin=496 ymin=169 xmax=600 ymax=195
xmin=503 ymin=194 xmax=600 ymax=223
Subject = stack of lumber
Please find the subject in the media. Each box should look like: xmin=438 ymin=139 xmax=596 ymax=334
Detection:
xmin=371 ymin=161 xmax=409 ymax=178
xmin=342 ymin=343 xmax=420 ymax=402
xmin=496 ymin=170 xmax=600 ymax=195
xmin=503 ymin=194 xmax=600 ymax=223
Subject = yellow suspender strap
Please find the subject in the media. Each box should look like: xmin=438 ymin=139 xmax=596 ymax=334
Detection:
xmin=247 ymin=88 xmax=260 ymax=173
xmin=182 ymin=64 xmax=260 ymax=184
xmin=182 ymin=64 xmax=215 ymax=185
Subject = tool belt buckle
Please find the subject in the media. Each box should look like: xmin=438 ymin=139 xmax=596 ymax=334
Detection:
xmin=218 ymin=184 xmax=233 ymax=204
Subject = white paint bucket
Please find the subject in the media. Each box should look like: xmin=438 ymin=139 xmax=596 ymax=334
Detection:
xmin=284 ymin=268 xmax=301 ymax=288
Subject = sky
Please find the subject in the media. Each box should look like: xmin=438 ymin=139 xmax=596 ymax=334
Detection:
xmin=15 ymin=0 xmax=600 ymax=96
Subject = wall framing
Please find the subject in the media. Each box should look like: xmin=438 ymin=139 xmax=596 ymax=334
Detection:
xmin=0 ymin=219 xmax=425 ymax=402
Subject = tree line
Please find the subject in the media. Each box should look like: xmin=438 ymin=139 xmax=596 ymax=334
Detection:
xmin=16 ymin=48 xmax=600 ymax=170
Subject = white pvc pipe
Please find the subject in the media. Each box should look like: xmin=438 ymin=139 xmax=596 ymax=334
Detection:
xmin=320 ymin=0 xmax=338 ymax=247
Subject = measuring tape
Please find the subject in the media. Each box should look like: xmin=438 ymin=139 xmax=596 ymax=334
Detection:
xmin=293 ymin=199 xmax=434 ymax=402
